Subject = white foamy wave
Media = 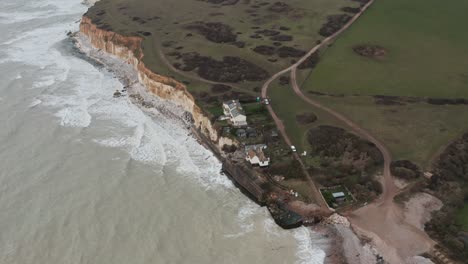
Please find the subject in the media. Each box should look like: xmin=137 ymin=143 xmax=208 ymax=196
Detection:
xmin=55 ymin=107 xmax=91 ymax=127
xmin=293 ymin=228 xmax=326 ymax=264
xmin=29 ymin=99 xmax=42 ymax=108
xmin=225 ymin=202 xmax=261 ymax=238
xmin=263 ymin=218 xmax=285 ymax=238
xmin=32 ymin=76 xmax=56 ymax=89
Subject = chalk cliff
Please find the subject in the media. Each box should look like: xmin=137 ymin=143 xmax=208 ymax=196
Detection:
xmin=79 ymin=16 xmax=235 ymax=149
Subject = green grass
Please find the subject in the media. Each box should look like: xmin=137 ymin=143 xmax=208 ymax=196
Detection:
xmin=267 ymin=75 xmax=344 ymax=154
xmin=456 ymin=202 xmax=468 ymax=231
xmin=87 ymin=0 xmax=358 ymax=88
xmin=302 ymin=0 xmax=468 ymax=98
xmin=312 ymin=96 xmax=468 ymax=168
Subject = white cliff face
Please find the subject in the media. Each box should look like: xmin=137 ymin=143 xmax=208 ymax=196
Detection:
xmin=80 ymin=16 xmax=234 ymax=149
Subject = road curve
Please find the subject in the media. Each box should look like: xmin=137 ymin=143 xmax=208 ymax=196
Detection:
xmin=260 ymin=0 xmax=398 ymax=204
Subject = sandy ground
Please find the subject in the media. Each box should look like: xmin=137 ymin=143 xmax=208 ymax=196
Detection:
xmin=347 ymin=193 xmax=438 ymax=264
xmin=404 ymin=193 xmax=442 ymax=231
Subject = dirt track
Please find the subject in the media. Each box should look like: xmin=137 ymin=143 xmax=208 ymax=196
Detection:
xmin=261 ymin=0 xmax=441 ymax=262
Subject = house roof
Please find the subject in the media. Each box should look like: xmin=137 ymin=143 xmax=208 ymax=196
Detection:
xmin=246 ymin=147 xmax=268 ymax=162
xmin=223 ymin=100 xmax=245 ymax=117
xmin=332 ymin=192 xmax=345 ymax=198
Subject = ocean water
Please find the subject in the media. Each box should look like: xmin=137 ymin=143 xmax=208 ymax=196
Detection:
xmin=0 ymin=0 xmax=326 ymax=263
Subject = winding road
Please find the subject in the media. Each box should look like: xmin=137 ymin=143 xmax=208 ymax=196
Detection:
xmin=260 ymin=0 xmax=442 ymax=262
xmin=259 ymin=0 xmax=400 ymax=203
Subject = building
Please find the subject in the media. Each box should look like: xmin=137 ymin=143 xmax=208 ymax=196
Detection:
xmin=223 ymin=100 xmax=247 ymax=127
xmin=245 ymin=145 xmax=270 ymax=167
xmin=332 ymin=192 xmax=346 ymax=203
xmin=236 ymin=128 xmax=247 ymax=138
xmin=246 ymin=127 xmax=257 ymax=138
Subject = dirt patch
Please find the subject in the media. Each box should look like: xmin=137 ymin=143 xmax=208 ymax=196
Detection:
xmin=186 ymin=22 xmax=237 ymax=43
xmin=405 ymin=193 xmax=443 ymax=231
xmin=296 ymin=112 xmax=317 ymax=125
xmin=319 ymin=14 xmax=352 ymax=37
xmin=353 ymin=44 xmax=387 ymax=59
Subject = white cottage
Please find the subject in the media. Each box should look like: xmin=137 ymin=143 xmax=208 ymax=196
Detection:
xmin=222 ymin=100 xmax=247 ymax=127
xmin=246 ymin=147 xmax=270 ymax=167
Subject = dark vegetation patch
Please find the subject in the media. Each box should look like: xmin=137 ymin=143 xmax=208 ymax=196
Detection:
xmin=269 ymin=2 xmax=291 ymax=13
xmin=341 ymin=6 xmax=360 ymax=13
xmin=373 ymin=95 xmax=423 ymax=105
xmin=162 ymin=40 xmax=176 ymax=47
xmin=222 ymin=144 xmax=238 ymax=153
xmin=353 ymin=44 xmax=387 ymax=59
xmin=423 ymin=133 xmax=468 ymax=261
xmin=279 ymin=26 xmax=290 ymax=31
xmin=272 ymin=42 xmax=282 ymax=47
xmin=390 ymin=160 xmax=422 ymax=180
xmin=137 ymin=31 xmax=152 ymax=36
xmin=307 ymin=126 xmax=383 ymax=201
xmin=279 ymin=76 xmax=290 ymax=85
xmin=270 ymin=34 xmax=293 ymax=41
xmin=319 ymin=14 xmax=352 ymax=37
xmin=231 ymin=41 xmax=246 ymax=48
xmin=249 ymin=34 xmax=262 ymax=39
xmin=427 ymin=98 xmax=468 ymax=105
xmin=199 ymin=0 xmax=239 ymax=5
xmin=196 ymin=90 xmax=253 ymax=105
xmin=209 ymin=12 xmax=225 ymax=16
xmin=373 ymin=95 xmax=405 ymax=105
xmin=178 ymin=52 xmax=268 ymax=82
xmin=267 ymin=159 xmax=306 ymax=179
xmin=186 ymin=22 xmax=237 ymax=43
xmin=253 ymin=45 xmax=276 ymax=55
xmin=255 ymin=29 xmax=280 ymax=36
xmin=211 ymin=84 xmax=232 ymax=93
xmin=298 ymin=52 xmax=320 ymax=69
xmin=277 ymin=46 xmax=306 ymax=58
xmin=296 ymin=112 xmax=317 ymax=125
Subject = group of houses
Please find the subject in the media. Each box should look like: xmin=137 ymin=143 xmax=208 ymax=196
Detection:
xmin=221 ymin=100 xmax=271 ymax=168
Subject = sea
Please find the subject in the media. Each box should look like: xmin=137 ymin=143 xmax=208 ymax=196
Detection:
xmin=0 ymin=0 xmax=326 ymax=263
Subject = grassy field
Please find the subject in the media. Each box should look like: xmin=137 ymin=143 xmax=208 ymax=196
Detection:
xmin=86 ymin=0 xmax=358 ymax=94
xmin=456 ymin=202 xmax=468 ymax=231
xmin=301 ymin=0 xmax=468 ymax=98
xmin=267 ymin=75 xmax=343 ymax=152
xmin=290 ymin=0 xmax=468 ymax=168
xmin=310 ymin=96 xmax=468 ymax=168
